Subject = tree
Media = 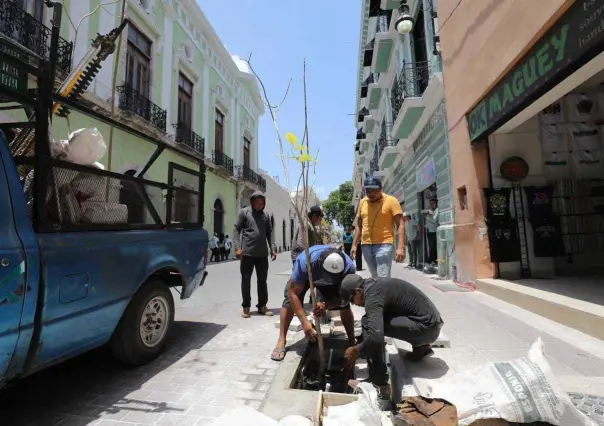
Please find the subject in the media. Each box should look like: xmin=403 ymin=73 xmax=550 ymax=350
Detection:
xmin=323 ymin=181 xmax=355 ymax=228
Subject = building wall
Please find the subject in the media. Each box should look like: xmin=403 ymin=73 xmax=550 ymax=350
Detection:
xmin=262 ymin=173 xmax=293 ymax=252
xmin=437 ymin=0 xmax=573 ymax=282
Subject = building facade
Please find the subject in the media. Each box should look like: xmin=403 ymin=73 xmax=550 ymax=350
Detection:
xmin=1 ymin=0 xmax=265 ymax=237
xmin=352 ymin=0 xmax=455 ymax=276
xmin=438 ymin=0 xmax=604 ymax=286
xmin=261 ymin=170 xmax=294 ymax=252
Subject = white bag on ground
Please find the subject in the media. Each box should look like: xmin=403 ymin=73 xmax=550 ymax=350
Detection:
xmin=67 ymin=128 xmax=107 ymax=165
xmin=209 ymin=406 xmax=279 ymax=426
xmin=428 ymin=338 xmax=596 ymax=426
xmin=323 ymin=382 xmax=382 ymax=426
xmin=279 ymin=415 xmax=313 ymax=426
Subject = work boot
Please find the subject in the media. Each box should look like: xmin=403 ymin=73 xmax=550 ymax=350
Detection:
xmin=241 ymin=308 xmax=251 ymax=318
xmin=258 ymin=306 xmax=274 ymax=316
xmin=406 ymin=344 xmax=434 ymax=361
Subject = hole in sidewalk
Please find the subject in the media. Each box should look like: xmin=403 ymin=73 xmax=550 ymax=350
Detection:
xmin=289 ymin=334 xmax=356 ymax=393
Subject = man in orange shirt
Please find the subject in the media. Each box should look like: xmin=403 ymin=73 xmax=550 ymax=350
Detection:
xmin=351 ymin=177 xmax=405 ymax=278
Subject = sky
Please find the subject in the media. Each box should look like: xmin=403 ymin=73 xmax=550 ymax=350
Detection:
xmin=197 ymin=0 xmax=362 ymax=201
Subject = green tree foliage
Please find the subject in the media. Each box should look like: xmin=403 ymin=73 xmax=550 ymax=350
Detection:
xmin=323 ymin=181 xmax=355 ymax=228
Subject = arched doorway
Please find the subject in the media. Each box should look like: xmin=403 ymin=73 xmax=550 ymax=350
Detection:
xmin=213 ymin=198 xmax=224 ymax=235
xmin=282 ymin=219 xmax=286 ymax=251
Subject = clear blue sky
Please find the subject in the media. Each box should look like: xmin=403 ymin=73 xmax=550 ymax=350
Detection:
xmin=197 ymin=0 xmax=361 ymax=200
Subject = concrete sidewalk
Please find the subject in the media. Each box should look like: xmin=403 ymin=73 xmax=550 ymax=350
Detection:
xmin=388 ymin=263 xmax=604 ymax=399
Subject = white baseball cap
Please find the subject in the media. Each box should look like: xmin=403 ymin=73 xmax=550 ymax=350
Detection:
xmin=321 ymin=252 xmax=345 ymax=274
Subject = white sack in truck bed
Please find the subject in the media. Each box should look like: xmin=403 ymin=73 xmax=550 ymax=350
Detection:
xmin=66 ymin=128 xmax=107 ymax=165
xmin=427 ymin=338 xmax=596 ymax=426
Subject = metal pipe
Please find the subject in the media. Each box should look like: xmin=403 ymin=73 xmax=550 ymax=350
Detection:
xmin=326 ymin=348 xmax=334 ymax=372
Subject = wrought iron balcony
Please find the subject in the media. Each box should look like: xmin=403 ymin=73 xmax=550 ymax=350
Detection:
xmin=376 ymin=12 xmax=391 ymax=33
xmin=236 ymin=165 xmax=266 ymax=191
xmin=0 ymin=0 xmax=73 ymax=73
xmin=173 ymin=123 xmax=204 ymax=156
xmin=212 ymin=150 xmax=234 ymax=176
xmin=116 ymin=84 xmax=167 ymax=131
xmin=369 ymin=159 xmax=379 ymax=176
xmin=391 ymin=60 xmax=441 ymax=120
xmin=356 ymin=129 xmax=367 ymax=140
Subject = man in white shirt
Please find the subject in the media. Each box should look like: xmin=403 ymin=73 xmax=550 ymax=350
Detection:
xmin=224 ymin=235 xmax=233 ymax=259
xmin=209 ymin=233 xmax=219 ymax=262
xmin=421 ymin=198 xmax=439 ymax=265
xmin=404 ymin=213 xmax=420 ymax=269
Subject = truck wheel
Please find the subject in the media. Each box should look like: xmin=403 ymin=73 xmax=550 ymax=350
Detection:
xmin=111 ymin=280 xmax=175 ymax=366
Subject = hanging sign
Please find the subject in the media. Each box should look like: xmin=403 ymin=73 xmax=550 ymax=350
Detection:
xmin=500 ymin=156 xmax=529 ymax=182
xmin=416 ymin=158 xmax=436 ymax=192
xmin=467 ymin=0 xmax=604 ymax=142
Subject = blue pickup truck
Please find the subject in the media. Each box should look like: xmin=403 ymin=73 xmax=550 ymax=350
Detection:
xmin=0 ymin=130 xmax=209 ymax=389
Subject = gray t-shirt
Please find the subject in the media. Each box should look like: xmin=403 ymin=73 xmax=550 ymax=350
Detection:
xmin=233 ymin=207 xmax=273 ymax=257
xmin=290 ymin=220 xmax=321 ymax=260
xmin=405 ymin=218 xmax=419 ymax=241
xmin=425 ymin=208 xmax=439 ymax=232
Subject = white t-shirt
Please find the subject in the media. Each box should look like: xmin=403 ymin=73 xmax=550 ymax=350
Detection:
xmin=225 ymin=238 xmax=232 ymax=250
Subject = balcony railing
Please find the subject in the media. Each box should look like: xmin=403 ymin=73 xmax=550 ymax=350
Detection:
xmin=0 ymin=0 xmax=73 ymax=73
xmin=376 ymin=13 xmax=391 ymax=34
xmin=391 ymin=60 xmax=441 ymax=120
xmin=116 ymin=84 xmax=167 ymax=131
xmin=212 ymin=150 xmax=234 ymax=176
xmin=173 ymin=123 xmax=204 ymax=156
xmin=236 ymin=165 xmax=266 ymax=191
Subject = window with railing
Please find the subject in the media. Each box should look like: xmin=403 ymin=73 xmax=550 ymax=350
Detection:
xmin=390 ymin=60 xmax=438 ymax=120
xmin=243 ymin=137 xmax=251 ymax=169
xmin=126 ymin=25 xmax=151 ymax=98
xmin=215 ymin=109 xmax=225 ymax=153
xmin=177 ymin=72 xmax=193 ymax=129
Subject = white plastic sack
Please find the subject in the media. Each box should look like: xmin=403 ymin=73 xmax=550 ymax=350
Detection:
xmin=50 ymin=139 xmax=69 ymax=159
xmin=209 ymin=406 xmax=279 ymax=426
xmin=67 ymin=128 xmax=106 ymax=165
xmin=429 ymin=338 xmax=596 ymax=426
xmin=323 ymin=383 xmax=382 ymax=426
xmin=279 ymin=415 xmax=313 ymax=426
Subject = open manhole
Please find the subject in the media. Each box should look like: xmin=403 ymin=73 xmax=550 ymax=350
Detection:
xmin=290 ymin=334 xmax=356 ymax=394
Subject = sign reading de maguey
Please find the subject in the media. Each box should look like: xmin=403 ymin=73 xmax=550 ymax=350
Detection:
xmin=467 ymin=0 xmax=604 ymax=142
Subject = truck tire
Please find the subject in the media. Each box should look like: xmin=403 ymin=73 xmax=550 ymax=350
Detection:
xmin=111 ymin=280 xmax=175 ymax=366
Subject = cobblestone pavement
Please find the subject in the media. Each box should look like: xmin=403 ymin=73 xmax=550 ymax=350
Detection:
xmin=0 ymin=255 xmax=297 ymax=426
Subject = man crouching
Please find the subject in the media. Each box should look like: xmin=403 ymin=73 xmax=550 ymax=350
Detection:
xmin=271 ymin=245 xmax=357 ymax=361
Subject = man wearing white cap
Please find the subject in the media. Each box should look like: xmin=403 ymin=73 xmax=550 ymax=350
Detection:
xmin=271 ymin=245 xmax=356 ymax=361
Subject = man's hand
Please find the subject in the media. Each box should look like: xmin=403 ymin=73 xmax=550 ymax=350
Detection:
xmin=395 ymin=247 xmax=405 ymax=263
xmin=235 ymin=249 xmax=242 ymax=260
xmin=313 ymin=302 xmax=326 ymax=317
xmin=344 ymin=346 xmax=358 ymax=368
xmin=350 ymin=246 xmax=357 ymax=260
xmin=303 ymin=321 xmax=317 ymax=342
xmin=271 ymin=251 xmax=277 ymax=261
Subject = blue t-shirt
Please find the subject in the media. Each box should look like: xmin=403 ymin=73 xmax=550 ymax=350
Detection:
xmin=343 ymin=233 xmax=354 ymax=244
xmin=292 ymin=245 xmax=356 ymax=285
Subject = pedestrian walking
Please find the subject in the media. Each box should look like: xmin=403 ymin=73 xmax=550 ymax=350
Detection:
xmin=340 ymin=274 xmax=443 ymax=405
xmin=290 ymin=205 xmax=324 ymax=267
xmin=351 ymin=177 xmax=405 ymax=278
xmin=233 ymin=191 xmax=277 ymax=318
xmin=421 ymin=198 xmax=439 ymax=265
xmin=404 ymin=212 xmax=420 ymax=269
xmin=342 ymin=227 xmax=354 ymax=257
xmin=217 ymin=234 xmax=226 ymax=262
xmin=271 ymin=245 xmax=356 ymax=361
xmin=351 ymin=225 xmax=363 ymax=271
xmin=209 ymin=233 xmax=219 ymax=262
xmin=224 ymin=234 xmax=232 ymax=260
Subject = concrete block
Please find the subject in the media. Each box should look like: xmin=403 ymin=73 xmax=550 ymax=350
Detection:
xmin=432 ymin=330 xmax=450 ymax=348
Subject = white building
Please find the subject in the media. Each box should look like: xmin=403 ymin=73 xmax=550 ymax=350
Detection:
xmin=261 ymin=170 xmax=294 ymax=252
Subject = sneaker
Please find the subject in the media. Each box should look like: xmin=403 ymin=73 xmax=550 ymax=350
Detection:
xmin=406 ymin=344 xmax=434 ymax=361
xmin=241 ymin=308 xmax=251 ymax=318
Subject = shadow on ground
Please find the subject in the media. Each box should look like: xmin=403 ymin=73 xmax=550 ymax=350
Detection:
xmin=0 ymin=321 xmax=226 ymax=425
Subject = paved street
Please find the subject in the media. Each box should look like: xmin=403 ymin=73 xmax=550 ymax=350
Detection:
xmin=1 ymin=255 xmax=604 ymax=425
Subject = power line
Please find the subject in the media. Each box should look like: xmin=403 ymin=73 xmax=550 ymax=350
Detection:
xmin=436 ymin=0 xmax=464 ymax=36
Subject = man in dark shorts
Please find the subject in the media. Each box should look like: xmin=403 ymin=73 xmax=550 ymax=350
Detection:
xmin=340 ymin=274 xmax=444 ymax=399
xmin=271 ymin=245 xmax=356 ymax=361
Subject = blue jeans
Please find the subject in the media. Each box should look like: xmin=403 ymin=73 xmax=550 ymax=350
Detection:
xmin=361 ymin=244 xmax=394 ymax=278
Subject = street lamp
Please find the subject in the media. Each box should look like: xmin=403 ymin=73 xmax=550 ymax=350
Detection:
xmin=395 ymin=1 xmax=414 ymax=34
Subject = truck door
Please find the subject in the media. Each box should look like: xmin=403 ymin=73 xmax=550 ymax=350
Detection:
xmin=0 ymin=138 xmax=27 ymax=379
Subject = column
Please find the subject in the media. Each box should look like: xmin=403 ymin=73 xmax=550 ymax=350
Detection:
xmin=202 ymin=62 xmax=211 ymax=158
xmin=234 ymin=100 xmax=241 ymax=166
xmin=230 ymin=95 xmax=236 ymax=161
xmin=161 ymin=17 xmax=174 ymax=131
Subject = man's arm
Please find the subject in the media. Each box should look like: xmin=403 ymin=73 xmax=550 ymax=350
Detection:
xmin=355 ymin=290 xmax=385 ymax=358
xmin=287 ymin=278 xmax=309 ymax=324
xmin=352 ymin=213 xmax=363 ymax=247
xmin=232 ymin=210 xmax=245 ymax=251
xmin=266 ymin=215 xmax=274 ymax=252
xmin=394 ymin=214 xmax=405 ymax=251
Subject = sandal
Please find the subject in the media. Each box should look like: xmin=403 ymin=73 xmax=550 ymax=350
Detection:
xmin=271 ymin=347 xmax=286 ymax=361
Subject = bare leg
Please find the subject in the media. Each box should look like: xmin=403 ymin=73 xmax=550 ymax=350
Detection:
xmin=271 ymin=307 xmax=295 ymax=361
xmin=340 ymin=307 xmax=356 ymax=346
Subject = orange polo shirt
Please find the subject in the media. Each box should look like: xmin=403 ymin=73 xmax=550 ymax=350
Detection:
xmin=357 ymin=194 xmax=403 ymax=244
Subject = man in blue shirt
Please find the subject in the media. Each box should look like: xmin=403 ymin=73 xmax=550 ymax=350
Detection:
xmin=271 ymin=245 xmax=357 ymax=361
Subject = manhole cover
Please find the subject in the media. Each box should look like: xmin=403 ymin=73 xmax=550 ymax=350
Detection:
xmin=568 ymin=393 xmax=604 ymax=425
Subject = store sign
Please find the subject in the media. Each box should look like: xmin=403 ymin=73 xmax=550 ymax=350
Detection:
xmin=500 ymin=156 xmax=529 ymax=182
xmin=467 ymin=0 xmax=604 ymax=142
xmin=416 ymin=158 xmax=436 ymax=191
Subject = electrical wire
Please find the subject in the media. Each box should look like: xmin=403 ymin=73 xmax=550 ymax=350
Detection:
xmin=436 ymin=0 xmax=464 ymax=36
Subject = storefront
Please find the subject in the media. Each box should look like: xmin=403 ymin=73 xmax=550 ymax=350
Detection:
xmin=463 ymin=0 xmax=604 ymax=288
